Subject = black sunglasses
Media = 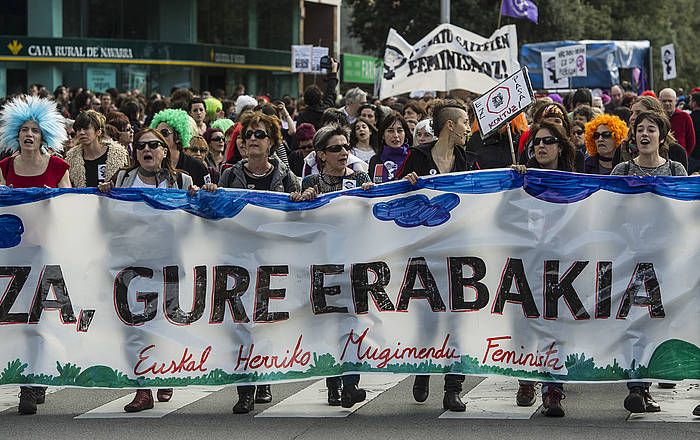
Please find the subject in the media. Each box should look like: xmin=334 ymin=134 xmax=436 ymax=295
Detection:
xmin=188 ymin=147 xmax=208 ymax=153
xmin=573 ymin=130 xmax=584 ymax=136
xmin=135 ymin=140 xmax=165 ymax=150
xmin=324 ymin=144 xmax=350 ymax=153
xmin=593 ymin=131 xmax=613 ymax=140
xmin=211 ymin=136 xmax=225 ymax=142
xmin=533 ymin=136 xmax=560 ymax=146
xmin=243 ymin=129 xmax=269 ymax=140
xmin=159 ymin=128 xmax=174 ymax=139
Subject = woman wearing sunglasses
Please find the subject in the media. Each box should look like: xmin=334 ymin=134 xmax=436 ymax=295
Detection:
xmin=150 ymin=109 xmax=211 ymax=186
xmin=218 ymin=111 xmax=300 ymax=194
xmin=98 ymin=128 xmax=216 ymax=413
xmin=583 ymin=114 xmax=628 ymax=175
xmin=292 ymin=124 xmax=373 ymax=201
xmin=217 ymin=112 xmax=299 ymax=414
xmin=289 ymin=123 xmax=371 ymax=408
xmin=510 ymin=121 xmax=577 ymax=417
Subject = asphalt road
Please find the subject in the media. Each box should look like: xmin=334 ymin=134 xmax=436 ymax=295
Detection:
xmin=1 ymin=377 xmax=698 ymax=440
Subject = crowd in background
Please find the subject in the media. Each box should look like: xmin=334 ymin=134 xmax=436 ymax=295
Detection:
xmin=0 ymin=59 xmax=698 ymax=417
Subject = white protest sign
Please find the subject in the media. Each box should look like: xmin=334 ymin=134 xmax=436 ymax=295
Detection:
xmin=311 ymin=46 xmax=330 ymax=74
xmin=541 ymin=51 xmax=569 ymax=89
xmin=380 ymin=24 xmax=520 ymax=98
xmin=472 ymin=67 xmax=534 ymax=138
xmin=661 ymin=44 xmax=676 ymax=80
xmin=556 ymin=44 xmax=587 ymax=78
xmin=291 ymin=45 xmax=313 ymax=73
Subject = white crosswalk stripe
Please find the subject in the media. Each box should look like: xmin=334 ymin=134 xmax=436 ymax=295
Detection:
xmin=439 ymin=376 xmax=540 ymax=419
xmin=75 ymin=387 xmax=224 ymax=419
xmin=0 ymin=386 xmax=62 ymax=413
xmin=627 ymin=382 xmax=700 ymax=423
xmin=256 ymin=374 xmax=408 ymax=418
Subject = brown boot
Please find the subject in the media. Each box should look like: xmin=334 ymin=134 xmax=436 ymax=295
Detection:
xmin=124 ymin=389 xmax=154 ymax=413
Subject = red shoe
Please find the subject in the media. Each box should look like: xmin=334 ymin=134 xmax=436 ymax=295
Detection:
xmin=124 ymin=389 xmax=154 ymax=413
xmin=157 ymin=388 xmax=173 ymax=402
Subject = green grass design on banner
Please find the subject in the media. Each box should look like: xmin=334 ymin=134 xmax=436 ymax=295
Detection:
xmin=2 ymin=339 xmax=698 ymax=387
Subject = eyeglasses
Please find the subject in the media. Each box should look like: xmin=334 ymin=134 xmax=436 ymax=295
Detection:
xmin=324 ymin=144 xmax=350 ymax=153
xmin=243 ymin=129 xmax=269 ymax=140
xmin=533 ymin=136 xmax=560 ymax=146
xmin=188 ymin=147 xmax=208 ymax=154
xmin=159 ymin=128 xmax=173 ymax=138
xmin=593 ymin=131 xmax=613 ymax=140
xmin=211 ymin=136 xmax=225 ymax=142
xmin=135 ymin=140 xmax=165 ymax=150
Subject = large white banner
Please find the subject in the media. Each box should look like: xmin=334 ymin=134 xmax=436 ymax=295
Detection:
xmin=0 ymin=170 xmax=698 ymax=388
xmin=380 ymin=24 xmax=520 ymax=98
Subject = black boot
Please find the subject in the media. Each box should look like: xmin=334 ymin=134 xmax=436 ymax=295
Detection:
xmin=233 ymin=386 xmax=255 ymax=414
xmin=442 ymin=374 xmax=466 ymax=412
xmin=413 ymin=375 xmax=430 ymax=402
xmin=341 ymin=384 xmax=367 ymax=408
xmin=326 ymin=377 xmax=342 ymax=406
xmin=255 ymin=385 xmax=272 ymax=404
xmin=34 ymin=387 xmax=47 ymax=405
xmin=18 ymin=387 xmax=37 ymax=415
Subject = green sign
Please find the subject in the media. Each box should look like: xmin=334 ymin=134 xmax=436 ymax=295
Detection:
xmin=343 ymin=53 xmax=381 ymax=84
xmin=1 ymin=36 xmax=291 ymax=71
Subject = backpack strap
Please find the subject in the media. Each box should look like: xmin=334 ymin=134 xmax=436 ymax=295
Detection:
xmin=670 ymin=161 xmax=677 ymax=176
xmin=176 ymin=172 xmax=184 ymax=189
xmin=624 ymin=160 xmax=631 ymax=175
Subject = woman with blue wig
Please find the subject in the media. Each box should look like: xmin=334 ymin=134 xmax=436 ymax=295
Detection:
xmin=0 ymin=95 xmax=70 ymax=415
xmin=0 ymin=95 xmax=71 ymax=189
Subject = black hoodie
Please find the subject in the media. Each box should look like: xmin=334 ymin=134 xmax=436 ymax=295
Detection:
xmin=396 ymin=141 xmax=479 ymax=178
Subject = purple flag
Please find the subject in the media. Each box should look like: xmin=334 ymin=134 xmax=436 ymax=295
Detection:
xmin=501 ymin=0 xmax=538 ymax=24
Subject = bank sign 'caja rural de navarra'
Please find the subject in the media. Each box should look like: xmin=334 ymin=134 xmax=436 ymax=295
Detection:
xmin=0 ymin=170 xmax=698 ymax=388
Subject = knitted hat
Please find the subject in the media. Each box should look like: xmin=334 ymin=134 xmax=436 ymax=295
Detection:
xmin=235 ymin=95 xmax=258 ymax=117
xmin=210 ymin=118 xmax=234 ymax=134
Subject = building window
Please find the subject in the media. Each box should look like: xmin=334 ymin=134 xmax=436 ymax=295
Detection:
xmin=198 ymin=0 xmax=249 ymax=47
xmin=0 ymin=0 xmax=28 ymax=36
xmin=256 ymin=0 xmax=293 ymax=50
xmin=63 ymin=0 xmax=157 ymax=39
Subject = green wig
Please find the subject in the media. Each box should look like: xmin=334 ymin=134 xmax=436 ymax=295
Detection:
xmin=210 ymin=118 xmax=234 ymax=134
xmin=150 ymin=108 xmax=193 ymax=149
xmin=204 ymin=97 xmax=223 ymax=122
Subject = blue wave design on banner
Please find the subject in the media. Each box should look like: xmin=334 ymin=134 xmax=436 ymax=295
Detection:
xmin=374 ymin=194 xmax=460 ymax=227
xmin=0 ymin=214 xmax=23 ymax=248
xmin=0 ymin=170 xmax=699 ymax=220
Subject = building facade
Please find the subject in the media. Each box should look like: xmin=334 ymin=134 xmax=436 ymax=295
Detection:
xmin=0 ymin=0 xmax=341 ymax=98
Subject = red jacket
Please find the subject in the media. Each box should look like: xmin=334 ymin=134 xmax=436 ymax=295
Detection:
xmin=670 ymin=108 xmax=696 ymax=156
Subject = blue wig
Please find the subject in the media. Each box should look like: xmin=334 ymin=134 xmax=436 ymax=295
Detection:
xmin=0 ymin=96 xmax=68 ymax=152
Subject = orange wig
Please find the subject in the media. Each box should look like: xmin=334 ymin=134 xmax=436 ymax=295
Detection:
xmin=584 ymin=114 xmax=628 ymax=157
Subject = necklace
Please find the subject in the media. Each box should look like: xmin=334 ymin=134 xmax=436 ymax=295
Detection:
xmin=245 ymin=163 xmax=272 ymax=178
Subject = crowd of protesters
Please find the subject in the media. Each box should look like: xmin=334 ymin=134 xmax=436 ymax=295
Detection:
xmin=1 ymin=60 xmax=698 ymax=418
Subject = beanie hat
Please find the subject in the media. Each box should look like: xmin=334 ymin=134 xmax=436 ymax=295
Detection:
xmin=235 ymin=95 xmax=258 ymax=117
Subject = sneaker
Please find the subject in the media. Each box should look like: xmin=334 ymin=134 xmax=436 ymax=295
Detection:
xmin=541 ymin=388 xmax=565 ymax=417
xmin=124 ymin=389 xmax=154 ymax=413
xmin=516 ymin=383 xmax=536 ymax=407
xmin=18 ymin=387 xmax=37 ymax=415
